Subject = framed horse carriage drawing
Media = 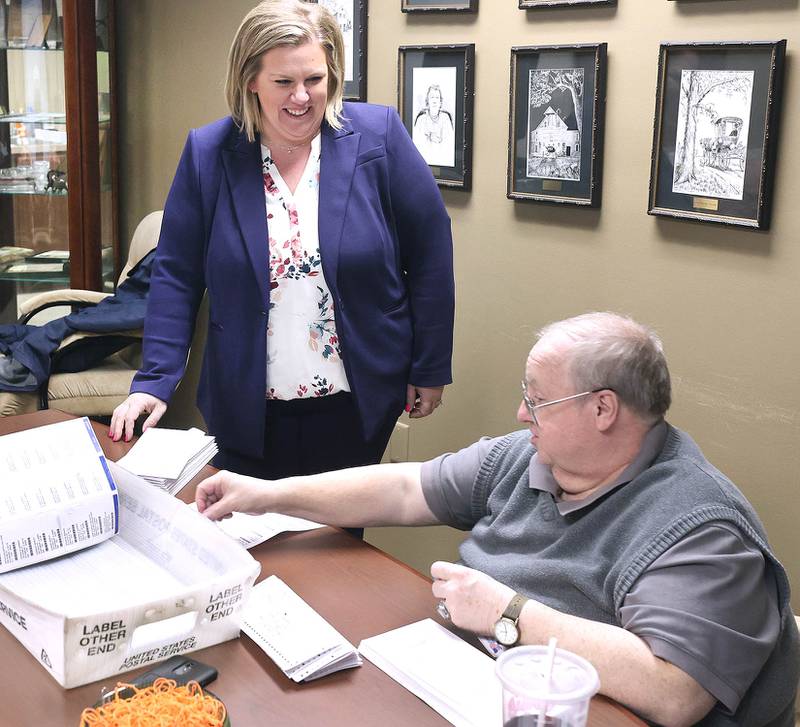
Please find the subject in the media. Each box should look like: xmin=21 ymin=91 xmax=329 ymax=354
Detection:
xmin=648 ymin=41 xmax=786 ymax=230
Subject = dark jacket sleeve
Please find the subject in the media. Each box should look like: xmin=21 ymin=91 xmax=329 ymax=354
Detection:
xmin=385 ymin=107 xmax=454 ymax=386
xmin=131 ymin=130 xmax=207 ymax=403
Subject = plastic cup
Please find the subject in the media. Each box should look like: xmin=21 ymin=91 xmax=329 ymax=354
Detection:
xmin=495 ymin=645 xmax=600 ymax=727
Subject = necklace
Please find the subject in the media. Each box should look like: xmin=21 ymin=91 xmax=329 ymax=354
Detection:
xmin=265 ymin=139 xmax=308 ymax=155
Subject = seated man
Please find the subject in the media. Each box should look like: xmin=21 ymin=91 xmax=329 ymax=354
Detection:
xmin=196 ymin=312 xmax=799 ymax=726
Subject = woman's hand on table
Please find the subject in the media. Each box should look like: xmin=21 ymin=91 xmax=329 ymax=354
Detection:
xmin=109 ymin=393 xmax=167 ymax=442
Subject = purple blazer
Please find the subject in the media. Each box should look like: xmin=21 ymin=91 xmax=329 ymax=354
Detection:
xmin=132 ymin=103 xmax=454 ymax=458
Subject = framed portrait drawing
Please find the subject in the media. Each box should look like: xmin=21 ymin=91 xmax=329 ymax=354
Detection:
xmin=314 ymin=0 xmax=367 ymax=100
xmin=507 ymin=44 xmax=607 ymax=207
xmin=648 ymin=41 xmax=786 ymax=229
xmin=401 ymin=0 xmax=478 ymax=12
xmin=398 ymin=44 xmax=475 ymax=190
xmin=519 ymin=0 xmax=615 ymax=8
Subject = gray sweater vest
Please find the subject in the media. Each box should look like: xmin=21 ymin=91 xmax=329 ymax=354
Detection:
xmin=459 ymin=427 xmax=798 ymax=726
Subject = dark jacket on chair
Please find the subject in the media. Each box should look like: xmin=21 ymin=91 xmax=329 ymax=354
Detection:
xmin=0 ymin=251 xmax=156 ymax=392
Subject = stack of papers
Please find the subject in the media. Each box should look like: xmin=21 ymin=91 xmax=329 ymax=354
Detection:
xmin=117 ymin=427 xmax=217 ymax=495
xmin=241 ymin=576 xmax=362 ymax=682
xmin=359 ymin=619 xmax=502 ymax=727
xmin=0 ymin=417 xmax=118 ymax=573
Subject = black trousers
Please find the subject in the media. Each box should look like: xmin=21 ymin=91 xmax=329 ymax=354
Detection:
xmin=212 ymin=392 xmax=399 ymax=538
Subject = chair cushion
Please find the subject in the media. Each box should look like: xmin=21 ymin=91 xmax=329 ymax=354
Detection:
xmin=47 ymin=354 xmax=136 ymax=416
xmin=0 ymin=390 xmax=39 ymax=417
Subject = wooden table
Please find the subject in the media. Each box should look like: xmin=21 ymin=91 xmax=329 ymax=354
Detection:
xmin=0 ymin=410 xmax=645 ymax=726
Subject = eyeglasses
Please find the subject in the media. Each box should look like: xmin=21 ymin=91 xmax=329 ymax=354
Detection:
xmin=520 ymin=381 xmax=609 ymax=427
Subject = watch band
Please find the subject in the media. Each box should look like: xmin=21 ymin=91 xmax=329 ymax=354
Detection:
xmin=502 ymin=593 xmax=528 ymax=623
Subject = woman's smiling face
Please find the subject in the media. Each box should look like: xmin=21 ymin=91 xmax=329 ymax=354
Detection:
xmin=249 ymin=40 xmax=329 ymax=148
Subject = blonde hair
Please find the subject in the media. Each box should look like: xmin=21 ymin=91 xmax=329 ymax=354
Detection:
xmin=225 ymin=0 xmax=345 ymax=142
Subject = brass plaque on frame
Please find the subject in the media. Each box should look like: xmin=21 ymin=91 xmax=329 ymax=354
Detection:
xmin=692 ymin=197 xmax=719 ymax=211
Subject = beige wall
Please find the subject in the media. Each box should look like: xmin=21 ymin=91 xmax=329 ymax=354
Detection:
xmin=118 ymin=0 xmax=800 ymax=606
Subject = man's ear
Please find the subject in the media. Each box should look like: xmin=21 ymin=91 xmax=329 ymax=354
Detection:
xmin=594 ymin=390 xmax=619 ymax=432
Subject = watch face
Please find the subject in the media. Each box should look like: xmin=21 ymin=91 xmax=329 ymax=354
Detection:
xmin=494 ymin=618 xmax=519 ymax=646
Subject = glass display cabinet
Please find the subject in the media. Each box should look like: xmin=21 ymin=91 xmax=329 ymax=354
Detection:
xmin=0 ymin=0 xmax=117 ymax=324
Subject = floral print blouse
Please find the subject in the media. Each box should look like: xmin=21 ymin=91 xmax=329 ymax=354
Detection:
xmin=261 ymin=135 xmax=349 ymax=400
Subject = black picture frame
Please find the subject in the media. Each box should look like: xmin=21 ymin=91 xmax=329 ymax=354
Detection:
xmin=507 ymin=43 xmax=607 ymax=207
xmin=648 ymin=41 xmax=786 ymax=230
xmin=398 ymin=44 xmax=475 ymax=190
xmin=313 ymin=0 xmax=367 ymax=101
xmin=519 ymin=0 xmax=615 ymax=8
xmin=401 ymin=0 xmax=478 ymax=12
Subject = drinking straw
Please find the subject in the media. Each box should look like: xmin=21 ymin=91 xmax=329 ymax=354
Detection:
xmin=537 ymin=636 xmax=558 ymax=727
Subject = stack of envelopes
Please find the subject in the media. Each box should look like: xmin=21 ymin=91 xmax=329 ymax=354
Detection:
xmin=117 ymin=427 xmax=218 ymax=495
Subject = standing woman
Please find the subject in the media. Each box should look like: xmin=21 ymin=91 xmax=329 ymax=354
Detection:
xmin=110 ymin=0 xmax=454 ymax=485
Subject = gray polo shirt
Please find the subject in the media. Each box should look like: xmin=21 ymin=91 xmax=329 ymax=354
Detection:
xmin=420 ymin=423 xmax=780 ymax=713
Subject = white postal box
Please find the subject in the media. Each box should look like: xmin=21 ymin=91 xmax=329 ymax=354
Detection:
xmin=0 ymin=461 xmax=261 ymax=688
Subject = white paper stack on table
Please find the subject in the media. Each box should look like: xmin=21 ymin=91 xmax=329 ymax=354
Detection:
xmin=359 ymin=619 xmax=503 ymax=727
xmin=0 ymin=417 xmax=119 ymax=574
xmin=241 ymin=575 xmax=362 ymax=682
xmin=116 ymin=427 xmax=217 ymax=495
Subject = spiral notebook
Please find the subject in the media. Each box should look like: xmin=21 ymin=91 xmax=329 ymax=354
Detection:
xmin=240 ymin=576 xmax=362 ymax=682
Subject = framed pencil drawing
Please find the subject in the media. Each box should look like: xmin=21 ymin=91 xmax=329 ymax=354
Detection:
xmin=519 ymin=0 xmax=615 ymax=8
xmin=398 ymin=44 xmax=475 ymax=190
xmin=648 ymin=41 xmax=786 ymax=229
xmin=507 ymin=43 xmax=607 ymax=207
xmin=315 ymin=0 xmax=367 ymax=100
xmin=401 ymin=0 xmax=478 ymax=11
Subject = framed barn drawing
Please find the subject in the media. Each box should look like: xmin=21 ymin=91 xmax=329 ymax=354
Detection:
xmin=398 ymin=44 xmax=475 ymax=190
xmin=314 ymin=0 xmax=368 ymax=100
xmin=519 ymin=0 xmax=615 ymax=8
xmin=402 ymin=0 xmax=478 ymax=11
xmin=648 ymin=41 xmax=786 ymax=229
xmin=507 ymin=44 xmax=607 ymax=206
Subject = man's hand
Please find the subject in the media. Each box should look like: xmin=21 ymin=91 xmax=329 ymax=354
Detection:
xmin=430 ymin=561 xmax=515 ymax=634
xmin=109 ymin=393 xmax=167 ymax=442
xmin=196 ymin=471 xmax=271 ymax=520
xmin=406 ymin=384 xmax=445 ymax=419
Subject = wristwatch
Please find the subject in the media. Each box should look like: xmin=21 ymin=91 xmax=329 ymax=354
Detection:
xmin=493 ymin=593 xmax=529 ymax=646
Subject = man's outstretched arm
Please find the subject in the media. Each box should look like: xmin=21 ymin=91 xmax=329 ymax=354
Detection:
xmin=195 ymin=462 xmax=441 ymax=528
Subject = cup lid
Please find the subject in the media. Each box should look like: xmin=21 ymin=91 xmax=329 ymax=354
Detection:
xmin=495 ymin=646 xmax=600 ymax=703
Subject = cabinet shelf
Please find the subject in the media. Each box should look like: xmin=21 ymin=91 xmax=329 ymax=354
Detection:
xmin=0 ymin=267 xmax=70 ymax=284
xmin=1 ymin=45 xmax=64 ymax=53
xmin=0 ymin=188 xmax=67 ymax=196
xmin=0 ymin=113 xmax=110 ymax=125
xmin=0 ymin=112 xmax=66 ymax=123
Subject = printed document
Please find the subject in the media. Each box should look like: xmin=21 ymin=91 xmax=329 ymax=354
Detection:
xmin=241 ymin=575 xmax=361 ymax=682
xmin=188 ymin=503 xmax=324 ymax=549
xmin=0 ymin=418 xmax=118 ymax=574
xmin=359 ymin=619 xmax=502 ymax=727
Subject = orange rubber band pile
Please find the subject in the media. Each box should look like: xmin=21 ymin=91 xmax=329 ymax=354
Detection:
xmin=80 ymin=677 xmax=227 ymax=726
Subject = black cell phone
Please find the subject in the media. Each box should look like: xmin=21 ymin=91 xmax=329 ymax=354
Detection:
xmin=131 ymin=655 xmax=218 ymax=689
